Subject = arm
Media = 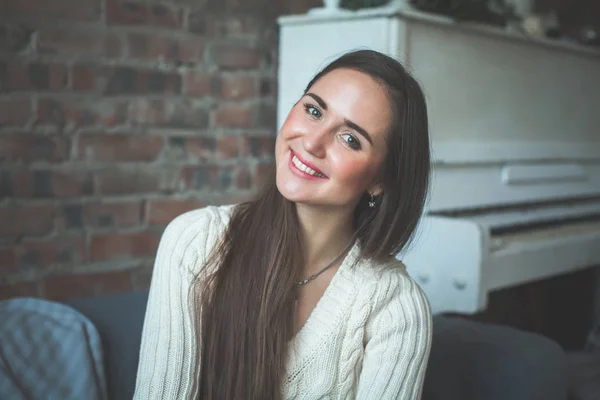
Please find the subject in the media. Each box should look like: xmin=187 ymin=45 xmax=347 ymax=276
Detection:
xmin=356 ymin=271 xmax=433 ymax=400
xmin=134 ymin=208 xmax=216 ymax=399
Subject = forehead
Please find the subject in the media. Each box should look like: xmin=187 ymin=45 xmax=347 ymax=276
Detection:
xmin=309 ymin=68 xmax=392 ymax=144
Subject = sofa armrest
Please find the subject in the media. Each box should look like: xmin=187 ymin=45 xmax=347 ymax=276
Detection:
xmin=63 ymin=290 xmax=149 ymax=400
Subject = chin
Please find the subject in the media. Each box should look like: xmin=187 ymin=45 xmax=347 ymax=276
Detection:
xmin=275 ymin=179 xmax=304 ymax=204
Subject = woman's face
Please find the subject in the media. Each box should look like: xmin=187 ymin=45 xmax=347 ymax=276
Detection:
xmin=275 ymin=68 xmax=391 ymax=211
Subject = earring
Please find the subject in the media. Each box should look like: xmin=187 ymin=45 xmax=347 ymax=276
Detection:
xmin=368 ymin=194 xmax=376 ymax=208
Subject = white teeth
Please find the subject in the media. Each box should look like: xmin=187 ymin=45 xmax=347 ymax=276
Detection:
xmin=292 ymin=155 xmax=325 ymax=178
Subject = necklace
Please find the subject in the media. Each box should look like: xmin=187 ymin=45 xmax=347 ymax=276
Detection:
xmin=295 ymin=237 xmax=355 ymax=287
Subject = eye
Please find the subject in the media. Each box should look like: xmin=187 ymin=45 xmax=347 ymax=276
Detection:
xmin=303 ymin=103 xmax=322 ymax=119
xmin=341 ymin=133 xmax=361 ymax=150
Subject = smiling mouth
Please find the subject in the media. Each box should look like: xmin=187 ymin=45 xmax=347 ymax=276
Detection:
xmin=291 ymin=152 xmax=327 ymax=178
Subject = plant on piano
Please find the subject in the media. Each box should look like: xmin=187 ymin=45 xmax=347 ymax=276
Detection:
xmin=409 ymin=0 xmax=521 ymax=26
xmin=341 ymin=0 xmax=390 ymax=9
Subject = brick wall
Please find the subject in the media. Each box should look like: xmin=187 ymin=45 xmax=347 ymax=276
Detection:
xmin=0 ymin=0 xmax=319 ymax=301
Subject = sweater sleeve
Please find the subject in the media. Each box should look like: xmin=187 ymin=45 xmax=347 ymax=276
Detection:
xmin=356 ymin=269 xmax=433 ymax=400
xmin=134 ymin=207 xmax=218 ymax=399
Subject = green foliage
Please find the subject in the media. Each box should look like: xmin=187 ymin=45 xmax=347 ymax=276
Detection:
xmin=410 ymin=0 xmax=519 ymax=25
xmin=339 ymin=0 xmax=519 ymax=26
xmin=341 ymin=0 xmax=391 ymax=11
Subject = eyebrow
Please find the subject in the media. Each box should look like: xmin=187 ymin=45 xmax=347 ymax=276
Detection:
xmin=305 ymin=92 xmax=374 ymax=145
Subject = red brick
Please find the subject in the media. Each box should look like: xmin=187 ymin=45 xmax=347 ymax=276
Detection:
xmin=0 ymin=98 xmax=31 ymax=127
xmin=179 ymin=166 xmax=218 ymax=190
xmin=58 ymin=203 xmax=84 ymax=230
xmin=0 ymin=247 xmax=17 ymax=273
xmin=103 ymin=35 xmax=123 ymax=58
xmin=128 ymin=33 xmax=203 ymax=64
xmin=260 ymin=77 xmax=277 ymax=98
xmin=254 ymin=162 xmax=274 ymax=188
xmin=0 ymin=135 xmax=69 ymax=163
xmin=219 ymin=75 xmax=256 ymax=100
xmin=127 ymin=99 xmax=167 ymax=126
xmin=189 ymin=13 xmax=263 ymax=37
xmin=39 ymin=28 xmax=123 ymax=58
xmin=85 ymin=201 xmax=142 ymax=228
xmin=4 ymin=62 xmax=29 ymax=90
xmin=52 ymin=170 xmax=94 ymax=197
xmin=236 ymin=165 xmax=252 ymax=190
xmin=4 ymin=61 xmax=69 ymax=92
xmin=130 ymin=99 xmax=209 ymax=130
xmin=216 ymin=167 xmax=235 ymax=190
xmin=36 ymin=98 xmax=128 ymax=132
xmin=256 ymin=103 xmax=276 ymax=128
xmin=212 ymin=44 xmax=262 ymax=70
xmin=0 ymin=282 xmax=39 ymax=301
xmin=104 ymin=67 xmax=181 ymax=95
xmin=43 ymin=270 xmax=132 ymax=301
xmin=217 ymin=136 xmax=239 ymax=159
xmin=128 ymin=32 xmax=177 ymax=61
xmin=179 ymin=40 xmax=204 ymax=63
xmin=147 ymin=198 xmax=205 ymax=225
xmin=72 ymin=65 xmax=97 ymax=92
xmin=285 ymin=0 xmax=322 ymax=14
xmin=3 ymin=0 xmax=101 ymax=22
xmin=244 ymin=135 xmax=275 ymax=157
xmin=78 ymin=134 xmax=163 ymax=162
xmin=212 ymin=104 xmax=252 ymax=128
xmin=49 ymin=63 xmax=70 ymax=91
xmin=184 ymin=137 xmax=217 ymax=161
xmin=184 ymin=71 xmax=213 ymax=97
xmin=0 ymin=25 xmax=34 ymax=54
xmin=11 ymin=170 xmax=92 ymax=198
xmin=0 ymin=205 xmax=55 ymax=239
xmin=106 ymin=0 xmax=183 ymax=29
xmin=91 ymin=231 xmax=160 ymax=262
xmin=15 ymin=236 xmax=86 ymax=269
xmin=94 ymin=167 xmax=174 ymax=195
xmin=161 ymin=99 xmax=209 ymax=129
xmin=8 ymin=170 xmax=34 ymax=197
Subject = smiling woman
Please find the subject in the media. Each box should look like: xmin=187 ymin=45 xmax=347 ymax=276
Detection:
xmin=276 ymin=68 xmax=390 ymax=211
xmin=134 ymin=50 xmax=432 ymax=400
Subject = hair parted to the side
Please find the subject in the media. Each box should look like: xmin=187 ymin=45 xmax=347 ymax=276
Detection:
xmin=197 ymin=49 xmax=431 ymax=399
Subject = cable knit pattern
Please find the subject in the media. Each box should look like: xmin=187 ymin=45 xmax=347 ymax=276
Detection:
xmin=134 ymin=205 xmax=432 ymax=399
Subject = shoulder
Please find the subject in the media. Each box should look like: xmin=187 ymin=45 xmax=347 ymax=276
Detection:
xmin=359 ymin=258 xmax=432 ymax=326
xmin=162 ymin=204 xmax=235 ymax=240
xmin=157 ymin=204 xmax=236 ymax=274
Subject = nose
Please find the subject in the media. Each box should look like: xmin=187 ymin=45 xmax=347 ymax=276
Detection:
xmin=302 ymin=123 xmax=331 ymax=159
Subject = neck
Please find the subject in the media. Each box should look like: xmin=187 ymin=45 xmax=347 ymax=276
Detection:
xmin=295 ymin=203 xmax=355 ymax=276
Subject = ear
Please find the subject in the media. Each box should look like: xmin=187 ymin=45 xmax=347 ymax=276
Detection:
xmin=368 ymin=182 xmax=383 ymax=197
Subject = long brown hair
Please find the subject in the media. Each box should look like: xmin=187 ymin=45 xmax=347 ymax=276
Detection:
xmin=197 ymin=49 xmax=431 ymax=399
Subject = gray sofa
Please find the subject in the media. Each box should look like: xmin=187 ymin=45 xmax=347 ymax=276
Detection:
xmin=64 ymin=290 xmax=568 ymax=400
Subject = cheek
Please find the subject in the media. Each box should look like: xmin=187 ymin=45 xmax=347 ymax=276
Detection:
xmin=334 ymin=158 xmax=380 ymax=191
xmin=279 ymin=107 xmax=306 ymax=137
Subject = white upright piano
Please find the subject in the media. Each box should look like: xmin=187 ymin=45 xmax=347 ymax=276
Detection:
xmin=277 ymin=5 xmax=600 ymax=314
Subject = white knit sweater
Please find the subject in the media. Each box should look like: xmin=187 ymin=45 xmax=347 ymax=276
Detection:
xmin=134 ymin=205 xmax=432 ymax=399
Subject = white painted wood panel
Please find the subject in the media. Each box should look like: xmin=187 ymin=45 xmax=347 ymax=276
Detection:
xmin=406 ymin=20 xmax=600 ymax=148
xmin=429 ymin=162 xmax=600 ymax=212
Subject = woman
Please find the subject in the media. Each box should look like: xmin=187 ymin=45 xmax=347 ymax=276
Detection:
xmin=134 ymin=49 xmax=432 ymax=399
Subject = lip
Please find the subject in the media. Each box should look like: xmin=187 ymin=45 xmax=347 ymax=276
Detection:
xmin=288 ymin=150 xmax=328 ymax=180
